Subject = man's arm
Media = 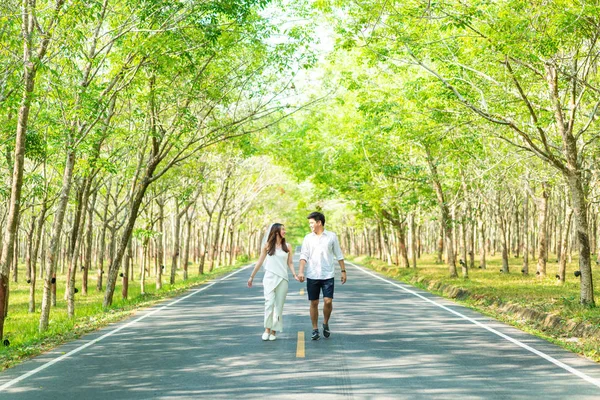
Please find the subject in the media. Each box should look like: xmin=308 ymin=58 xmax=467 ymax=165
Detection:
xmin=338 ymin=259 xmax=346 ymax=284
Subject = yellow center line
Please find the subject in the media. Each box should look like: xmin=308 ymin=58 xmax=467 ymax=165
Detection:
xmin=300 ymin=288 xmax=305 ymax=295
xmin=296 ymin=331 xmax=305 ymax=358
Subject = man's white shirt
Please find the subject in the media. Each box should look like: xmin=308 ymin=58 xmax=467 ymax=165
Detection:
xmin=299 ymin=230 xmax=344 ymax=280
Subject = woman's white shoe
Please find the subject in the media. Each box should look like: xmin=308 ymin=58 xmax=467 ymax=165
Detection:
xmin=268 ymin=334 xmax=277 ymax=341
xmin=262 ymin=332 xmax=270 ymax=341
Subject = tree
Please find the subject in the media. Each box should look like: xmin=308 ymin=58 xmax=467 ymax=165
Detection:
xmin=342 ymin=0 xmax=599 ymax=305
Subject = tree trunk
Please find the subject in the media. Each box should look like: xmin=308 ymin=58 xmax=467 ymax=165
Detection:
xmin=65 ymin=181 xmax=86 ymax=300
xmin=546 ymin=63 xmax=594 ymax=305
xmin=26 ymin=216 xmax=37 ymax=312
xmin=377 ymin=223 xmax=383 ymax=260
xmin=103 ymin=172 xmax=156 ymax=308
xmin=536 ymin=183 xmax=549 ymax=278
xmin=209 ymin=181 xmax=229 ymax=272
xmin=12 ymin=234 xmax=19 ymax=283
xmin=199 ymin=214 xmax=212 ymax=275
xmin=83 ymin=189 xmax=97 ymax=295
xmin=425 ymin=148 xmax=457 ymax=277
xmin=523 ymin=194 xmax=529 ymax=274
xmin=409 ymin=213 xmax=417 ymax=268
xmin=98 ymin=181 xmax=111 ymax=291
xmin=382 ymin=225 xmax=392 ymax=265
xmin=558 ymin=208 xmax=573 ymax=284
xmin=122 ymin=238 xmax=131 ymax=300
xmin=67 ymin=183 xmax=89 ymax=318
xmin=515 ymin=207 xmax=520 ymax=258
xmin=182 ymin=217 xmax=191 ymax=280
xmin=0 ymin=0 xmax=64 ymax=338
xmin=436 ymin=223 xmax=443 ymax=264
xmin=141 ymin=241 xmax=147 ymax=295
xmin=397 ymin=224 xmax=409 ymax=268
xmin=217 ymin=218 xmax=229 ymax=268
xmin=156 ymin=198 xmax=165 ymax=289
xmin=170 ymin=202 xmax=181 ymax=284
xmin=566 ymin=173 xmax=594 ymax=304
xmin=40 ymin=149 xmax=76 ymax=332
xmin=461 ymin=213 xmax=469 ymax=278
xmin=479 ymin=216 xmax=487 ymax=269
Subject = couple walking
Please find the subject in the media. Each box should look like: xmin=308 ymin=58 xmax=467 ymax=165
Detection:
xmin=247 ymin=212 xmax=347 ymax=341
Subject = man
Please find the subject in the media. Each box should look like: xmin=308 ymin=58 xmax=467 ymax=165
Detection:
xmin=297 ymin=211 xmax=347 ymax=340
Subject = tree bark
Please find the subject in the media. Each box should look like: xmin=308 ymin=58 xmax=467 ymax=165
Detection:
xmin=199 ymin=214 xmax=212 ymax=275
xmin=498 ymin=194 xmax=510 ymax=274
xmin=546 ymin=63 xmax=594 ymax=305
xmin=425 ymin=147 xmax=457 ymax=277
xmin=209 ymin=180 xmax=229 ymax=272
xmin=0 ymin=0 xmax=65 ymax=339
xmin=409 ymin=213 xmax=417 ymax=268
xmin=83 ymin=189 xmax=98 ymax=295
xmin=436 ymin=223 xmax=444 ymax=264
xmin=97 ymin=181 xmax=111 ymax=291
xmin=156 ymin=197 xmax=165 ymax=289
xmin=103 ymin=170 xmax=157 ymax=308
xmin=461 ymin=212 xmax=469 ymax=278
xmin=26 ymin=216 xmax=37 ymax=313
xmin=558 ymin=207 xmax=573 ymax=284
xmin=182 ymin=216 xmax=191 ymax=280
xmin=40 ymin=149 xmax=76 ymax=332
xmin=522 ymin=194 xmax=529 ymax=274
xmin=170 ymin=201 xmax=181 ymax=284
xmin=122 ymin=238 xmax=132 ymax=300
xmin=536 ymin=183 xmax=549 ymax=278
xmin=566 ymin=173 xmax=594 ymax=304
xmin=67 ymin=181 xmax=90 ymax=318
xmin=397 ymin=224 xmax=409 ymax=268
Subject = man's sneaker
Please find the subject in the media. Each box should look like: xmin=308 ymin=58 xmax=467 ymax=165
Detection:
xmin=311 ymin=329 xmax=320 ymax=340
xmin=323 ymin=323 xmax=330 ymax=339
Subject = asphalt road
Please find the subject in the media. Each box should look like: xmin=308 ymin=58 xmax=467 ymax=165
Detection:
xmin=2 ymin=252 xmax=600 ymax=399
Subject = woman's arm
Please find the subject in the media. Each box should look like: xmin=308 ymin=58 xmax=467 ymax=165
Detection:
xmin=287 ymin=243 xmax=298 ymax=280
xmin=247 ymin=246 xmax=267 ymax=288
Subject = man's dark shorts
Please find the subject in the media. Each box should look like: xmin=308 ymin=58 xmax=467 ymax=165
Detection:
xmin=306 ymin=278 xmax=334 ymax=301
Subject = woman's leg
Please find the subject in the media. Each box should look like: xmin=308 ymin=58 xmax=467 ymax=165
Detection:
xmin=271 ymin=279 xmax=289 ymax=333
xmin=264 ymin=289 xmax=276 ymax=331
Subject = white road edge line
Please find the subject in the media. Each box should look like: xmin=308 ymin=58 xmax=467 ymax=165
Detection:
xmin=0 ymin=265 xmax=252 ymax=392
xmin=348 ymin=262 xmax=600 ymax=390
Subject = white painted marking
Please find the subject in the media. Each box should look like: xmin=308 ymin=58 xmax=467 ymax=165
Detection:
xmin=348 ymin=262 xmax=600 ymax=390
xmin=0 ymin=266 xmax=251 ymax=392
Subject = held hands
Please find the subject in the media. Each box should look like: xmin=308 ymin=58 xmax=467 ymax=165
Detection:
xmin=297 ymin=272 xmax=305 ymax=283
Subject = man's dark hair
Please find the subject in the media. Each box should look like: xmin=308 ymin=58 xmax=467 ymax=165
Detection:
xmin=307 ymin=211 xmax=325 ymax=226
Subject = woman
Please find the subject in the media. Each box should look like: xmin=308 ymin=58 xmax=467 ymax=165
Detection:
xmin=247 ymin=223 xmax=298 ymax=341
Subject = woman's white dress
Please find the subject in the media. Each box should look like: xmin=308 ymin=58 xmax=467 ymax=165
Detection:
xmin=263 ymin=247 xmax=289 ymax=332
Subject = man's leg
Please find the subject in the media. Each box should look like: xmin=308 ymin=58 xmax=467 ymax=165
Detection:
xmin=323 ymin=297 xmax=333 ymax=325
xmin=310 ymin=299 xmax=319 ymax=329
xmin=307 ymin=278 xmax=322 ymax=340
xmin=322 ymin=278 xmax=334 ymax=338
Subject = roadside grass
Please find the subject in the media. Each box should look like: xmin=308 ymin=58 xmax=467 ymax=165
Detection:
xmin=349 ymin=253 xmax=600 ymax=362
xmin=0 ymin=262 xmax=246 ymax=370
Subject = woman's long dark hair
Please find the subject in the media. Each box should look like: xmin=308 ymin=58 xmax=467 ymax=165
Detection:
xmin=266 ymin=223 xmax=289 ymax=256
